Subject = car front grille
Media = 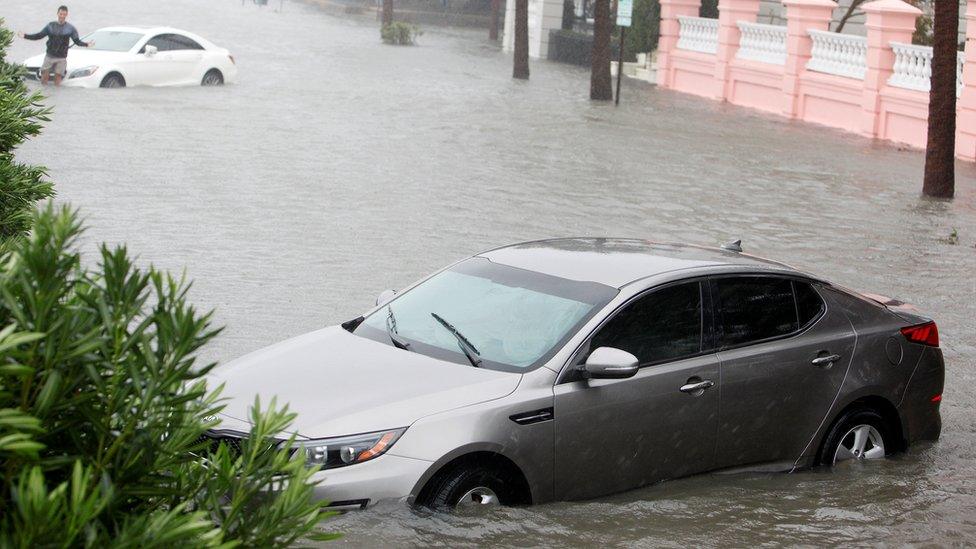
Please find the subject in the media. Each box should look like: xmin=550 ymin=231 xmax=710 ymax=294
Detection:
xmin=195 ymin=430 xmax=248 ymax=460
xmin=194 ymin=430 xmax=298 ymax=461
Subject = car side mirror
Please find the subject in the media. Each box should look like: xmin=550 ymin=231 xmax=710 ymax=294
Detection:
xmin=144 ymin=45 xmax=157 ymax=56
xmin=375 ymin=289 xmax=396 ymax=307
xmin=583 ymin=347 xmax=639 ymax=379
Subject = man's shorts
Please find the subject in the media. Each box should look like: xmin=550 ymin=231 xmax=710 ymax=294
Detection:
xmin=41 ymin=55 xmax=67 ymax=77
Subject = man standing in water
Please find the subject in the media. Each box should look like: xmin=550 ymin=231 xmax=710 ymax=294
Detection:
xmin=18 ymin=5 xmax=92 ymax=86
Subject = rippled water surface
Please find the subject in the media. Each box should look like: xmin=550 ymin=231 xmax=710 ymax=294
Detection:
xmin=4 ymin=0 xmax=975 ymax=545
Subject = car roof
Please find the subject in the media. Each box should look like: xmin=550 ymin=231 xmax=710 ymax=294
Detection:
xmin=478 ymin=238 xmax=805 ymax=289
xmin=95 ymin=26 xmax=198 ymax=37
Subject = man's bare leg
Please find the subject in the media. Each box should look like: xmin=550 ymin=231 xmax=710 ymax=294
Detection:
xmin=54 ymin=73 xmax=62 ymax=86
xmin=40 ymin=71 xmax=49 ymax=85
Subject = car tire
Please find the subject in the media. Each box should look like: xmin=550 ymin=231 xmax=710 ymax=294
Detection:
xmin=420 ymin=465 xmax=517 ymax=509
xmin=99 ymin=73 xmax=126 ymax=88
xmin=819 ymin=408 xmax=891 ymax=466
xmin=201 ymin=69 xmax=224 ymax=86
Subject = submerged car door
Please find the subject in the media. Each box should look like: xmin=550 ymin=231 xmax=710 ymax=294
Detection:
xmin=553 ymin=280 xmax=720 ymax=501
xmin=711 ymin=276 xmax=855 ymax=470
xmin=129 ymin=35 xmax=182 ymax=85
xmin=164 ymin=34 xmax=206 ymax=85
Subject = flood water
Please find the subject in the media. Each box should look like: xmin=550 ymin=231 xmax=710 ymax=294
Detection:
xmin=4 ymin=0 xmax=975 ymax=545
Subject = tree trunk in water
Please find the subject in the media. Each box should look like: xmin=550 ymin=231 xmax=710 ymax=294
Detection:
xmin=923 ymin=0 xmax=958 ymax=198
xmin=513 ymin=0 xmax=530 ymax=79
xmin=383 ymin=0 xmax=394 ymax=27
xmin=490 ymin=0 xmax=501 ymax=40
xmin=590 ymin=0 xmax=612 ymax=100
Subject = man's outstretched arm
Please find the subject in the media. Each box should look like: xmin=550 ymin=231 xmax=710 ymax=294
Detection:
xmin=70 ymin=28 xmax=90 ymax=47
xmin=19 ymin=25 xmax=50 ymax=40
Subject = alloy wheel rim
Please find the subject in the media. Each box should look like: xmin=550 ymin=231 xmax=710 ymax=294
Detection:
xmin=833 ymin=424 xmax=886 ymax=464
xmin=456 ymin=486 xmax=499 ymax=508
xmin=105 ymin=78 xmax=121 ymax=88
xmin=203 ymin=73 xmax=221 ymax=85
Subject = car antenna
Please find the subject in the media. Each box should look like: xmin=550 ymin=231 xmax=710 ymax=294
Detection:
xmin=721 ymin=239 xmax=743 ymax=253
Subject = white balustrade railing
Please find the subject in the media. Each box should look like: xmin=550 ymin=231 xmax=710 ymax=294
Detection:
xmin=888 ymin=42 xmax=931 ymax=91
xmin=736 ymin=21 xmax=787 ymax=65
xmin=888 ymin=42 xmax=965 ymax=97
xmin=677 ymin=16 xmax=719 ymax=54
xmin=806 ymin=30 xmax=867 ymax=79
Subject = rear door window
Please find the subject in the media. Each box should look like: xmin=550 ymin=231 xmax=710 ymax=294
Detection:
xmin=715 ymin=277 xmax=797 ymax=348
xmin=794 ymin=281 xmax=826 ymax=329
xmin=145 ymin=34 xmax=201 ymax=52
xmin=589 ymin=282 xmax=703 ymax=365
xmin=168 ymin=34 xmax=204 ymax=50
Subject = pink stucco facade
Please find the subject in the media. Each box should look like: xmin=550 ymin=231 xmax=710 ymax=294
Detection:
xmin=657 ymin=0 xmax=976 ymax=161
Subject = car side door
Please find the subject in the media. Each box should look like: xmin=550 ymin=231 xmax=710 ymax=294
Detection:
xmin=553 ymin=280 xmax=721 ymax=500
xmin=164 ymin=33 xmax=206 ymax=85
xmin=128 ymin=34 xmax=182 ymax=85
xmin=710 ymin=276 xmax=855 ymax=470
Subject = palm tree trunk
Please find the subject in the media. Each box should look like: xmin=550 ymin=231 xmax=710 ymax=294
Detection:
xmin=514 ymin=0 xmax=530 ymax=79
xmin=490 ymin=0 xmax=501 ymax=40
xmin=383 ymin=0 xmax=394 ymax=27
xmin=590 ymin=0 xmax=612 ymax=100
xmin=923 ymin=0 xmax=958 ymax=198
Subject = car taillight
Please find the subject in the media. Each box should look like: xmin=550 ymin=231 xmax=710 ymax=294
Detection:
xmin=228 ymin=55 xmax=235 ymax=65
xmin=901 ymin=322 xmax=939 ymax=347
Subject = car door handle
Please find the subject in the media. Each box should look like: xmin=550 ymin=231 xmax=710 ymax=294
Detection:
xmin=811 ymin=354 xmax=841 ymax=366
xmin=679 ymin=380 xmax=714 ymax=394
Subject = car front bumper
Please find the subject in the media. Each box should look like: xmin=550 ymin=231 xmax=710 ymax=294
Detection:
xmin=311 ymin=453 xmax=432 ymax=509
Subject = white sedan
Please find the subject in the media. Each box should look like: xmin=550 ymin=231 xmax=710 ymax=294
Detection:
xmin=23 ymin=26 xmax=237 ymax=88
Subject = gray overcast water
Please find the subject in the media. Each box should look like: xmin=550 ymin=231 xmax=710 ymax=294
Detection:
xmin=3 ymin=0 xmax=975 ymax=545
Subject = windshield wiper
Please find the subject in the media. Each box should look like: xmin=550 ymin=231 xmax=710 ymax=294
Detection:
xmin=386 ymin=306 xmax=411 ymax=351
xmin=430 ymin=312 xmax=481 ymax=367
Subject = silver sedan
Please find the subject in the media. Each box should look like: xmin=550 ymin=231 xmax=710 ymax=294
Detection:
xmin=205 ymin=238 xmax=944 ymax=509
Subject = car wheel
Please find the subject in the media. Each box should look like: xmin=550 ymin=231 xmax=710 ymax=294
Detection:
xmin=819 ymin=408 xmax=891 ymax=466
xmin=421 ymin=465 xmax=515 ymax=509
xmin=99 ymin=73 xmax=126 ymax=88
xmin=201 ymin=69 xmax=224 ymax=86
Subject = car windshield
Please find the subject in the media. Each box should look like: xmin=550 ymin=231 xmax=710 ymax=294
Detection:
xmin=82 ymin=30 xmax=144 ymax=52
xmin=355 ymin=257 xmax=617 ymax=372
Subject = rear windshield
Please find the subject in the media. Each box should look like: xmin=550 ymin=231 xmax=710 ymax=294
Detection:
xmin=354 ymin=258 xmax=617 ymax=372
xmin=83 ymin=31 xmax=144 ymax=52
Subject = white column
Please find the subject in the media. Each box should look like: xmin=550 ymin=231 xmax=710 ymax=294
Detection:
xmin=502 ymin=0 xmax=565 ymax=58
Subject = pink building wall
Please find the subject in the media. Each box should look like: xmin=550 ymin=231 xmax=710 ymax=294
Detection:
xmin=657 ymin=0 xmax=976 ymax=162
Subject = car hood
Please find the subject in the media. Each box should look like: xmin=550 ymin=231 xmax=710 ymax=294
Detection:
xmin=207 ymin=326 xmax=521 ymax=438
xmin=24 ymin=48 xmax=128 ymax=70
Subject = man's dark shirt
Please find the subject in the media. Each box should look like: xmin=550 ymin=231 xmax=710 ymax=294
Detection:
xmin=24 ymin=22 xmax=88 ymax=58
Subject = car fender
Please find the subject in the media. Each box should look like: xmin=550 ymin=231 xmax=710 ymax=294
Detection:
xmin=405 ymin=441 xmax=537 ymax=504
xmin=390 ymin=381 xmax=556 ymax=504
xmin=795 ymin=384 xmax=907 ymax=468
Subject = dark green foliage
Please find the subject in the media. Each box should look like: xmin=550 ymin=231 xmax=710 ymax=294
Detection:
xmin=0 ymin=206 xmax=338 ymax=547
xmin=699 ymin=0 xmax=718 ymax=19
xmin=0 ymin=19 xmax=54 ymax=252
xmin=381 ymin=22 xmax=422 ymax=45
xmin=624 ymin=0 xmax=660 ymax=61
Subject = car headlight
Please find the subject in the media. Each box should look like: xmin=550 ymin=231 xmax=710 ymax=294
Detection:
xmin=294 ymin=428 xmax=405 ymax=469
xmin=68 ymin=65 xmax=98 ymax=79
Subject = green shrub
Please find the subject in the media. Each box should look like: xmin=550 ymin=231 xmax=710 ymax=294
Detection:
xmin=0 ymin=18 xmax=53 ymax=253
xmin=624 ymin=0 xmax=661 ymax=61
xmin=381 ymin=22 xmax=422 ymax=45
xmin=0 ymin=206 xmax=338 ymax=547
